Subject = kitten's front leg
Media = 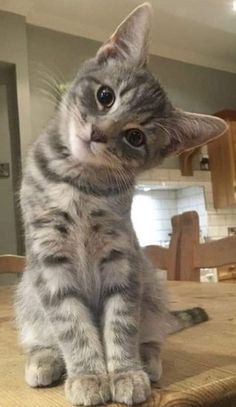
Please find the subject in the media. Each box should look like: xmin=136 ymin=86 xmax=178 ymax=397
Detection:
xmin=36 ymin=276 xmax=110 ymax=406
xmin=102 ymin=266 xmax=151 ymax=404
xmin=32 ymin=265 xmax=109 ymax=404
xmin=27 ymin=212 xmax=110 ymax=405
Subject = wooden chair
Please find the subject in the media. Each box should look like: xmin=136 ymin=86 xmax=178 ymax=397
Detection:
xmin=145 ymin=211 xmax=236 ymax=281
xmin=0 ymin=255 xmax=25 ymax=274
xmin=1 ymin=215 xmax=236 ymax=282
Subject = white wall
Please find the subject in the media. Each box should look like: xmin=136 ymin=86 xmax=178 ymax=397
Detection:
xmin=132 ymin=186 xmax=208 ymax=246
xmin=132 ymin=190 xmax=177 ymax=246
xmin=137 ymin=168 xmax=236 ymax=244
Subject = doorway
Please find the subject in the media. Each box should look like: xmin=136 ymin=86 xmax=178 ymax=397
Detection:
xmin=0 ymin=62 xmax=23 ymax=257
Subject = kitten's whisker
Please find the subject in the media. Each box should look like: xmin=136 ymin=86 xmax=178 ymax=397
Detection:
xmin=70 ymin=108 xmax=83 ymax=125
xmin=39 ymin=89 xmax=59 ymax=107
xmin=39 ymin=79 xmax=65 ymax=102
xmin=102 ymin=154 xmax=123 ymax=193
xmin=32 ymin=62 xmax=66 ymax=87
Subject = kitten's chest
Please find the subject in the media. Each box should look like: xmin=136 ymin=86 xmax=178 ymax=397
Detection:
xmin=55 ymin=190 xmax=133 ymax=302
xmin=73 ymin=206 xmax=131 ymax=304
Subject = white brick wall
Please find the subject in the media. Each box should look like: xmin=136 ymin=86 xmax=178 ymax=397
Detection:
xmin=132 ymin=190 xmax=176 ymax=246
xmin=177 ymin=186 xmax=208 ymax=239
xmin=134 ymin=169 xmax=236 ymax=245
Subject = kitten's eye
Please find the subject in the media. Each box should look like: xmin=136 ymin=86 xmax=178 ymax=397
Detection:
xmin=97 ymin=86 xmax=115 ymax=108
xmin=124 ymin=129 xmax=146 ymax=148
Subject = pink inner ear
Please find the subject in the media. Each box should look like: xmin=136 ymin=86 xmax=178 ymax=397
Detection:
xmin=97 ymin=35 xmax=130 ymax=63
xmin=97 ymin=41 xmax=118 ymax=63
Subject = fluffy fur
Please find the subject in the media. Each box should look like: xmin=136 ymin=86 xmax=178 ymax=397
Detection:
xmin=16 ymin=3 xmax=226 ymax=406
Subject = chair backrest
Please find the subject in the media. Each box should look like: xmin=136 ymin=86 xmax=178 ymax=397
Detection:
xmin=144 ymin=211 xmax=236 ymax=281
xmin=0 ymin=255 xmax=25 ymax=274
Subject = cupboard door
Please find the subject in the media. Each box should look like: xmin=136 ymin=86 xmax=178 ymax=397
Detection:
xmin=208 ymin=121 xmax=235 ymax=208
xmin=230 ymin=120 xmax=236 ymax=181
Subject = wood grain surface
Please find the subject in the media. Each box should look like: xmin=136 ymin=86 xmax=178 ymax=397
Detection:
xmin=0 ymin=282 xmax=236 ymax=407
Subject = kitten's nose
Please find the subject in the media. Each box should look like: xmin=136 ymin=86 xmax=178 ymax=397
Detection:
xmin=91 ymin=126 xmax=107 ymax=143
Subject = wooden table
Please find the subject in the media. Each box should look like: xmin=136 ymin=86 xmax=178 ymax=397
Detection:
xmin=0 ymin=282 xmax=236 ymax=407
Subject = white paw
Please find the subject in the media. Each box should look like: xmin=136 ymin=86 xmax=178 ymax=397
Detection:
xmin=25 ymin=349 xmax=64 ymax=387
xmin=25 ymin=359 xmax=64 ymax=387
xmin=65 ymin=374 xmax=111 ymax=406
xmin=110 ymin=370 xmax=151 ymax=404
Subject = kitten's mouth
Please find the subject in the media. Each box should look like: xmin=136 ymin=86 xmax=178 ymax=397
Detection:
xmin=91 ymin=126 xmax=107 ymax=144
xmin=79 ymin=125 xmax=107 ymax=158
xmin=74 ymin=135 xmax=106 ymax=165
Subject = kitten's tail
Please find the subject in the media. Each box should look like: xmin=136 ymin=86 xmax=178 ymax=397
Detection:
xmin=167 ymin=307 xmax=209 ymax=335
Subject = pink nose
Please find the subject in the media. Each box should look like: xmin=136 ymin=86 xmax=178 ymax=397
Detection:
xmin=91 ymin=126 xmax=107 ymax=143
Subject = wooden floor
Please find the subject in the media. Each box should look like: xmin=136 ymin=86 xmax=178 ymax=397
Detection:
xmin=0 ymin=282 xmax=236 ymax=407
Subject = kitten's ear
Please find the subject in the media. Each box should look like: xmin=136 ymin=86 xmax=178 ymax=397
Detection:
xmin=162 ymin=110 xmax=228 ymax=156
xmin=96 ymin=3 xmax=152 ymax=66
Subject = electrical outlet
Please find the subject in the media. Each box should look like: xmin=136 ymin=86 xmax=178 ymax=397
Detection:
xmin=0 ymin=163 xmax=10 ymax=178
xmin=228 ymin=227 xmax=236 ymax=236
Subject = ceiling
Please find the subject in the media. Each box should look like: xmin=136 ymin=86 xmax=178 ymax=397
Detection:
xmin=0 ymin=0 xmax=236 ymax=73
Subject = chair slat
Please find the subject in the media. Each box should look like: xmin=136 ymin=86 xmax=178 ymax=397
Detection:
xmin=0 ymin=255 xmax=25 ymax=274
xmin=144 ymin=245 xmax=168 ymax=270
xmin=195 ymin=236 xmax=236 ymax=268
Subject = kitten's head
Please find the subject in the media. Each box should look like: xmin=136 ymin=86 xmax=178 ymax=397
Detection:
xmin=60 ymin=3 xmax=227 ymax=179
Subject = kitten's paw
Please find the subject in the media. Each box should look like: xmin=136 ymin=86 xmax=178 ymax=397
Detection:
xmin=65 ymin=374 xmax=111 ymax=406
xmin=25 ymin=350 xmax=64 ymax=387
xmin=110 ymin=370 xmax=151 ymax=404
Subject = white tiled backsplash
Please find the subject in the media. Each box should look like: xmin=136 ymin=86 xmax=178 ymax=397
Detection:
xmin=177 ymin=186 xmax=208 ymax=239
xmin=133 ymin=169 xmax=236 ymax=246
xmin=132 ymin=190 xmax=177 ymax=246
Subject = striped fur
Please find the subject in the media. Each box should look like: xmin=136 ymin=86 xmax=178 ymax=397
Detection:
xmin=168 ymin=307 xmax=209 ymax=334
xmin=16 ymin=3 xmax=225 ymax=406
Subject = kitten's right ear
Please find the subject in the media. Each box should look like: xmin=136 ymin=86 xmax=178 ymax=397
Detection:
xmin=160 ymin=110 xmax=228 ymax=156
xmin=96 ymin=3 xmax=152 ymax=67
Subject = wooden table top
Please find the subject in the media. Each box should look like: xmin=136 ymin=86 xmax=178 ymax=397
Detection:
xmin=0 ymin=282 xmax=236 ymax=407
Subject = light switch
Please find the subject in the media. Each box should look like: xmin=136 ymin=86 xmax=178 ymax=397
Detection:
xmin=0 ymin=163 xmax=10 ymax=178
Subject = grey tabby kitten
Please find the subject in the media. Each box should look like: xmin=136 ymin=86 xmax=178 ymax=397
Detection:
xmin=16 ymin=3 xmax=226 ymax=406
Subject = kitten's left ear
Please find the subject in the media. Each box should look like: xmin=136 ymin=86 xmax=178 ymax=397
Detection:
xmin=161 ymin=110 xmax=228 ymax=156
xmin=96 ymin=3 xmax=152 ymax=67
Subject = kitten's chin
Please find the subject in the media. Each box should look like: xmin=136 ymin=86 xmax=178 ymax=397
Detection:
xmin=69 ymin=130 xmax=109 ymax=167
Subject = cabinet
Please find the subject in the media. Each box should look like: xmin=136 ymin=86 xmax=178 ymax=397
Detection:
xmin=207 ymin=110 xmax=236 ymax=209
xmin=217 ymin=264 xmax=236 ymax=282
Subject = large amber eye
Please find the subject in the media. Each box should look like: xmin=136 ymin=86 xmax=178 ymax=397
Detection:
xmin=97 ymin=86 xmax=115 ymax=108
xmin=124 ymin=129 xmax=146 ymax=148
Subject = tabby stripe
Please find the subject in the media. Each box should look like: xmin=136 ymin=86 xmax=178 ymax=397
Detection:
xmin=34 ymin=147 xmax=63 ymax=183
xmin=35 ymin=147 xmax=133 ymax=196
xmin=90 ymin=209 xmax=106 ymax=217
xmin=48 ymin=132 xmax=70 ymax=158
xmin=43 ymin=255 xmax=71 ymax=266
xmin=24 ymin=175 xmax=44 ymax=193
xmin=100 ymin=249 xmax=125 ymax=266
xmin=54 ymin=224 xmax=68 ymax=235
xmin=41 ymin=287 xmax=79 ymax=307
xmin=113 ymin=321 xmax=138 ymax=339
